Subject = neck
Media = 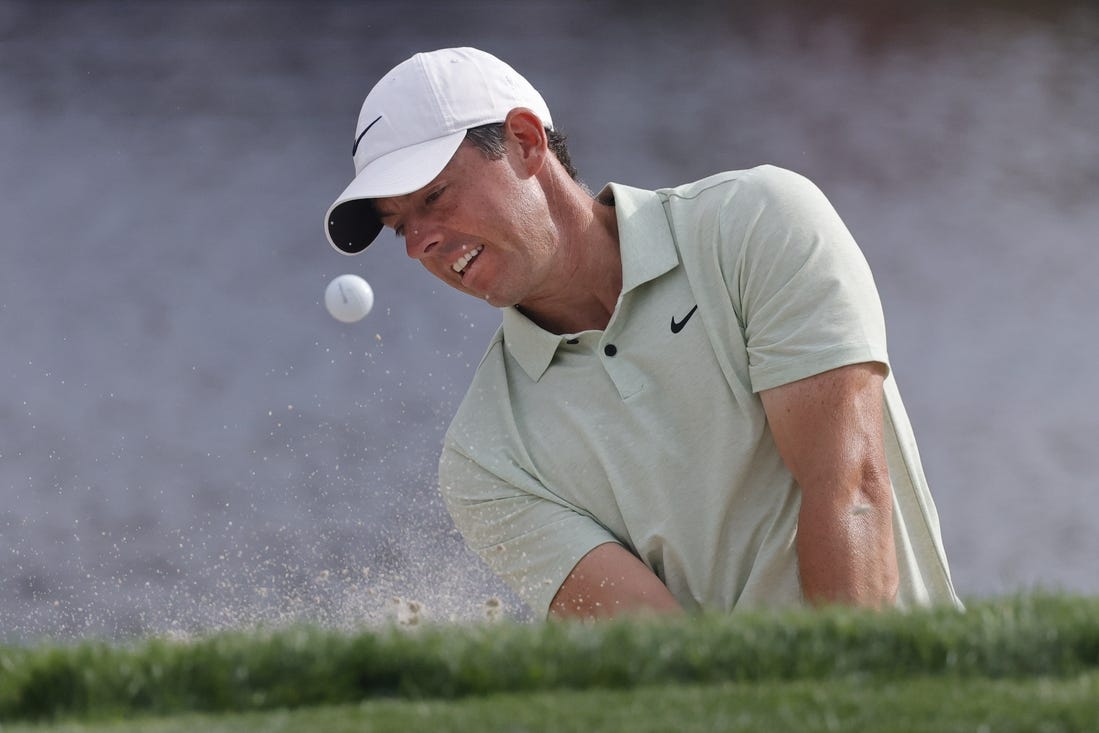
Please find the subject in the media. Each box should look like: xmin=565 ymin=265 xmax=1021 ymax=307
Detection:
xmin=516 ymin=184 xmax=621 ymax=334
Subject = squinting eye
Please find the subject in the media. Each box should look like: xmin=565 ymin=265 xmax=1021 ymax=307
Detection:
xmin=426 ymin=186 xmax=446 ymax=205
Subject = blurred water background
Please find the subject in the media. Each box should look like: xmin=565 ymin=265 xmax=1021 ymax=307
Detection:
xmin=1 ymin=0 xmax=1097 ymax=641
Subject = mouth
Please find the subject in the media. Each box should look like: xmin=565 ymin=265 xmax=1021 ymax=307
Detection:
xmin=451 ymin=244 xmax=484 ymax=278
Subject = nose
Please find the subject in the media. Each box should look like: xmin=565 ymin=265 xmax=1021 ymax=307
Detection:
xmin=404 ymin=224 xmax=440 ymax=261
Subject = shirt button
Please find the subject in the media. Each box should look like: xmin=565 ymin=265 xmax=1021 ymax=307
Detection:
xmin=604 ymin=344 xmax=617 ymax=357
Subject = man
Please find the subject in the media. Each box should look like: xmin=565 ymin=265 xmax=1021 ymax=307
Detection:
xmin=324 ymin=47 xmax=961 ymax=620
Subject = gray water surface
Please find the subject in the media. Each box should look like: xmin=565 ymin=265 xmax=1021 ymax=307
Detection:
xmin=2 ymin=0 xmax=1097 ymax=640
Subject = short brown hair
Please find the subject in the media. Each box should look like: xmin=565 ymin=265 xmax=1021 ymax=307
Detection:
xmin=464 ymin=123 xmax=579 ymax=181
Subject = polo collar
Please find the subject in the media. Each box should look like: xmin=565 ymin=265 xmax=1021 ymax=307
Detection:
xmin=606 ymin=182 xmax=681 ymax=295
xmin=502 ymin=182 xmax=680 ymax=382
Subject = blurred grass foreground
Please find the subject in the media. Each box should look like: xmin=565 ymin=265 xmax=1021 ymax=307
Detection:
xmin=1 ymin=594 xmax=1098 ymax=732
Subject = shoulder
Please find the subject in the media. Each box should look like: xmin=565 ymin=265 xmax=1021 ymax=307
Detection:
xmin=655 ymin=165 xmax=832 ymax=252
xmin=647 ymin=166 xmax=811 ymax=263
xmin=664 ymin=165 xmax=851 ymax=261
xmin=658 ymin=165 xmax=817 ymax=205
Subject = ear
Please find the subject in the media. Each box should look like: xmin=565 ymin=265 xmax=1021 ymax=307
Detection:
xmin=502 ymin=108 xmax=548 ymax=176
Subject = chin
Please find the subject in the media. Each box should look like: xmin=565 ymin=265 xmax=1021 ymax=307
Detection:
xmin=482 ymin=292 xmax=516 ymax=309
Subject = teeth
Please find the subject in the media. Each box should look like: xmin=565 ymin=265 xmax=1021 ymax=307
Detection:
xmin=451 ymin=245 xmax=484 ymax=274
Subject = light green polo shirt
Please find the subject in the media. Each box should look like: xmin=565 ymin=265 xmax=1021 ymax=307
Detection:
xmin=439 ymin=165 xmax=961 ymax=618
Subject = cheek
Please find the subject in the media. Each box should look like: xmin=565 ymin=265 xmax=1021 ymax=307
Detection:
xmin=496 ymin=186 xmax=549 ymax=243
xmin=421 ymin=256 xmax=454 ymax=281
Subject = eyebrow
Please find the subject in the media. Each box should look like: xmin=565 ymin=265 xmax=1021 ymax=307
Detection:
xmin=371 ymin=165 xmax=451 ymax=223
xmin=371 ymin=200 xmax=397 ymax=222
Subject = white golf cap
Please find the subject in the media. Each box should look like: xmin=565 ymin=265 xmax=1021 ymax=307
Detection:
xmin=324 ymin=47 xmax=553 ymax=255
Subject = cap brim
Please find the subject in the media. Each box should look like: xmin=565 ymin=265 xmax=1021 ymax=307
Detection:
xmin=324 ymin=130 xmax=467 ymax=255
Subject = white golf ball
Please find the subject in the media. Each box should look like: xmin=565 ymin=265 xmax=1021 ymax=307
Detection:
xmin=325 ymin=274 xmax=374 ymax=323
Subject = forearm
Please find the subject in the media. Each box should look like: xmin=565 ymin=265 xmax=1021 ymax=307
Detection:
xmin=796 ymin=474 xmax=898 ymax=607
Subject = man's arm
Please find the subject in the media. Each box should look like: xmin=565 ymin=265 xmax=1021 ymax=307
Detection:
xmin=759 ymin=362 xmax=899 ymax=607
xmin=548 ymin=542 xmax=683 ymax=620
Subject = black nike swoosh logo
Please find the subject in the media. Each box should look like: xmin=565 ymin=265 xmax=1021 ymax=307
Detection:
xmin=351 ymin=115 xmax=383 ymax=156
xmin=670 ymin=305 xmax=698 ymax=334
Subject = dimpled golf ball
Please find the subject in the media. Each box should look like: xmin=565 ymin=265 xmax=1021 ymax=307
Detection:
xmin=325 ymin=274 xmax=374 ymax=323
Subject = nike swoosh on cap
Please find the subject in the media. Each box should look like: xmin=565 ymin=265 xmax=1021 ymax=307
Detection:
xmin=352 ymin=115 xmax=383 ymax=156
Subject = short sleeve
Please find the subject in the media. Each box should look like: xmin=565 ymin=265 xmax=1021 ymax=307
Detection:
xmin=727 ymin=166 xmax=890 ymax=392
xmin=438 ymin=442 xmax=618 ymax=618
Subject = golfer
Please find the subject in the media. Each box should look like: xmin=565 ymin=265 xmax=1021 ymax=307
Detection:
xmin=324 ymin=47 xmax=962 ymax=619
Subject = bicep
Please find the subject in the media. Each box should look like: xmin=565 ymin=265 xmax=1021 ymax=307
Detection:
xmin=759 ymin=362 xmax=889 ymax=494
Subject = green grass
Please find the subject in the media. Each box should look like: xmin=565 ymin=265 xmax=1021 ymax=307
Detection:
xmin=5 ymin=675 xmax=1099 ymax=733
xmin=2 ymin=595 xmax=1098 ymax=732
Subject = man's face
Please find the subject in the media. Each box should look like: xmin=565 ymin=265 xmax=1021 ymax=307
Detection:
xmin=373 ymin=139 xmax=557 ymax=309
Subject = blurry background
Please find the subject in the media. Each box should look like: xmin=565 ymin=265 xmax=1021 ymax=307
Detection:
xmin=1 ymin=0 xmax=1096 ymax=641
